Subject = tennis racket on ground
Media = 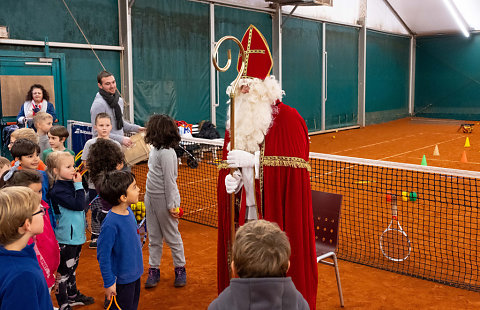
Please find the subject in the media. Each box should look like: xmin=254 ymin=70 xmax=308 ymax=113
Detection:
xmin=380 ymin=193 xmax=412 ymax=262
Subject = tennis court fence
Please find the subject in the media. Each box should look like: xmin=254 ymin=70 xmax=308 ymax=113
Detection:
xmin=131 ymin=136 xmax=479 ymax=292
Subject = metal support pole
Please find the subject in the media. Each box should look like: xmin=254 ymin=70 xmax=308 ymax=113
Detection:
xmin=272 ymin=4 xmax=282 ymax=87
xmin=358 ymin=0 xmax=367 ymax=127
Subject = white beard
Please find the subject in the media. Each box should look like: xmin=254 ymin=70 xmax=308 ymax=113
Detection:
xmin=226 ymin=76 xmax=284 ymax=153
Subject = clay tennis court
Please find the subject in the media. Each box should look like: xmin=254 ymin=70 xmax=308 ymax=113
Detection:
xmin=68 ymin=117 xmax=480 ymax=309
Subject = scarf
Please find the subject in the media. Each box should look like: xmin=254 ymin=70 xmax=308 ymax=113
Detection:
xmin=99 ymin=88 xmax=123 ymax=130
xmin=31 ymin=100 xmax=42 ymax=115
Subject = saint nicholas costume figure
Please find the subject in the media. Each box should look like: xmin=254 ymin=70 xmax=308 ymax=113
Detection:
xmin=216 ymin=25 xmax=318 ymax=310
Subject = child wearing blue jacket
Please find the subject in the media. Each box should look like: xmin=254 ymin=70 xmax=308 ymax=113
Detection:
xmin=96 ymin=170 xmax=143 ymax=310
xmin=48 ymin=151 xmax=94 ymax=310
xmin=0 ymin=187 xmax=53 ymax=310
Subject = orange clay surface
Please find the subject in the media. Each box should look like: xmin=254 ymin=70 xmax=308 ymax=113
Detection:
xmin=64 ymin=118 xmax=480 ymax=309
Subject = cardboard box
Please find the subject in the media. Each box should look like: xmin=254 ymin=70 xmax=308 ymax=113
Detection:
xmin=123 ymin=132 xmax=151 ymax=166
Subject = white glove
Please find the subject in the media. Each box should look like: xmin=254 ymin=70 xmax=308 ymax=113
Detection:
xmin=225 ymin=170 xmax=243 ymax=194
xmin=228 ymin=149 xmax=259 ymax=168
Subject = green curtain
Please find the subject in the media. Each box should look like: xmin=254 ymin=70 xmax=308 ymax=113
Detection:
xmin=415 ymin=34 xmax=480 ymax=120
xmin=325 ymin=24 xmax=358 ymax=129
xmin=366 ymin=30 xmax=410 ymax=124
xmin=132 ymin=0 xmax=210 ymax=126
xmin=282 ymin=17 xmax=322 ymax=132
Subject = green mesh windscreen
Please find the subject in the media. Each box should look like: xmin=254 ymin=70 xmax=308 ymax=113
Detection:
xmin=282 ymin=17 xmax=322 ymax=132
xmin=366 ymin=30 xmax=410 ymax=124
xmin=131 ymin=0 xmax=210 ymax=126
xmin=325 ymin=24 xmax=359 ymax=129
xmin=415 ymin=34 xmax=480 ymax=120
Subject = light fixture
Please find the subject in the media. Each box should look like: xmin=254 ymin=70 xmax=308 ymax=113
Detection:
xmin=442 ymin=0 xmax=470 ymax=37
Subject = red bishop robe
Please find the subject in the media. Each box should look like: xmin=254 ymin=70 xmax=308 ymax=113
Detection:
xmin=217 ymin=102 xmax=318 ymax=310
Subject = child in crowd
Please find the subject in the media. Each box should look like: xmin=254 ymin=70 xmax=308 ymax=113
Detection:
xmin=42 ymin=125 xmax=75 ymax=162
xmin=208 ymin=220 xmax=309 ymax=310
xmin=8 ymin=128 xmax=38 ymax=150
xmin=0 ymin=156 xmax=10 ymax=176
xmin=143 ymin=114 xmax=186 ymax=288
xmin=33 ymin=111 xmax=53 ymax=154
xmin=96 ymin=170 xmax=143 ymax=310
xmin=2 ymin=169 xmax=60 ymax=293
xmin=10 ymin=139 xmax=52 ymax=224
xmin=84 ymin=138 xmax=124 ymax=248
xmin=9 ymin=128 xmax=47 ymax=171
xmin=0 ymin=186 xmax=53 ymax=309
xmin=82 ymin=113 xmax=122 ymax=200
xmin=48 ymin=151 xmax=94 ymax=309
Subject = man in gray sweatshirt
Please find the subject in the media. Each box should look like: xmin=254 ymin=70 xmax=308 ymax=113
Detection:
xmin=90 ymin=71 xmax=144 ymax=147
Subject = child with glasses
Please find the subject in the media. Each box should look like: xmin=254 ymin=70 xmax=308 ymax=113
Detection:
xmin=0 ymin=186 xmax=53 ymax=309
xmin=47 ymin=151 xmax=94 ymax=309
xmin=2 ymin=169 xmax=60 ymax=295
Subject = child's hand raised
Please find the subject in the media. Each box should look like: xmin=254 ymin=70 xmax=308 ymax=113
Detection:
xmin=73 ymin=172 xmax=82 ymax=183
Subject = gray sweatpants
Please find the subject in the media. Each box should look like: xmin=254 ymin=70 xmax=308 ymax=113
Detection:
xmin=145 ymin=193 xmax=186 ymax=268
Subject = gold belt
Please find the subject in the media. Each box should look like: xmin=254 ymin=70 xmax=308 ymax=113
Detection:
xmin=217 ymin=156 xmax=310 ymax=172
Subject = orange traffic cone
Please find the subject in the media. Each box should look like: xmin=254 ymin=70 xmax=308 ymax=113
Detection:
xmin=433 ymin=145 xmax=440 ymax=156
xmin=460 ymin=150 xmax=468 ymax=163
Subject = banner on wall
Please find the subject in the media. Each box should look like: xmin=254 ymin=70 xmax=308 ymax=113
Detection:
xmin=67 ymin=120 xmax=92 ymax=155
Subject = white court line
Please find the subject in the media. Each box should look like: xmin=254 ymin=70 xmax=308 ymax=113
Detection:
xmin=379 ymin=136 xmax=464 ymax=161
xmin=178 ymin=176 xmax=217 ymax=186
xmin=183 ymin=204 xmax=216 ymax=216
xmin=311 ymin=136 xmax=474 ymax=179
xmin=332 ymin=133 xmax=422 ymax=155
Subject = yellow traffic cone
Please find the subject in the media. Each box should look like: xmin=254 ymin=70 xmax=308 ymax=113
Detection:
xmin=465 ymin=137 xmax=471 ymax=148
xmin=433 ymin=145 xmax=440 ymax=156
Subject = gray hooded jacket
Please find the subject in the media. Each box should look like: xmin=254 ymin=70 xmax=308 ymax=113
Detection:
xmin=208 ymin=277 xmax=309 ymax=310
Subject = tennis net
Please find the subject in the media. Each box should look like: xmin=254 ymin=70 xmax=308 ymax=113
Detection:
xmin=132 ymin=137 xmax=479 ymax=292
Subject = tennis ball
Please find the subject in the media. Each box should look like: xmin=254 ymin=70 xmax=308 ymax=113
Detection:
xmin=401 ymin=191 xmax=408 ymax=202
xmin=141 ymin=205 xmax=145 ymax=212
xmin=332 ymin=136 xmax=336 ymax=139
xmin=409 ymin=192 xmax=417 ymax=201
xmin=175 ymin=207 xmax=184 ymax=217
xmin=136 ymin=215 xmax=142 ymax=221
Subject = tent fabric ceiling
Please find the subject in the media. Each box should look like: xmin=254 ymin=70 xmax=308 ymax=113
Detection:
xmin=202 ymin=0 xmax=480 ymax=36
xmin=388 ymin=0 xmax=480 ymax=35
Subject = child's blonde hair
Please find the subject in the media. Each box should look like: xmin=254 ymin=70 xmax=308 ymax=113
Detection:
xmin=233 ymin=220 xmax=291 ymax=278
xmin=33 ymin=112 xmax=53 ymax=126
xmin=0 ymin=156 xmax=10 ymax=170
xmin=45 ymin=151 xmax=74 ymax=182
xmin=0 ymin=186 xmax=40 ymax=246
xmin=10 ymin=128 xmax=39 ymax=144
